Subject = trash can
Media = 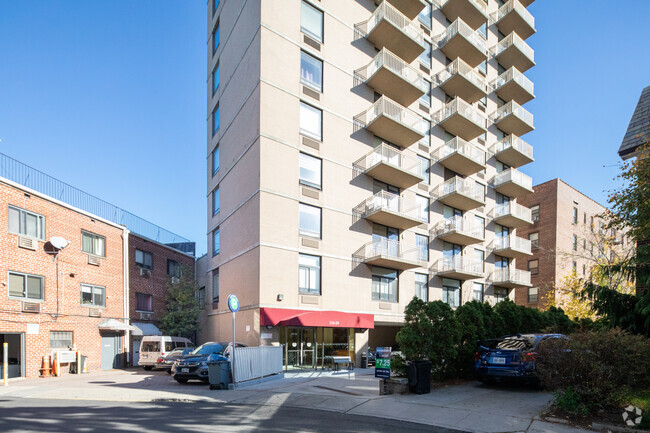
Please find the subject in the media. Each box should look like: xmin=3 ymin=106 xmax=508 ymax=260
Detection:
xmin=361 ymin=353 xmax=368 ymax=369
xmin=406 ymin=360 xmax=431 ymax=394
xmin=207 ymin=355 xmax=231 ymax=390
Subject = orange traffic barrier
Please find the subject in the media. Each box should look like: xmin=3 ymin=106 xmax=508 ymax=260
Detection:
xmin=39 ymin=355 xmax=51 ymax=378
xmin=51 ymin=356 xmax=58 ymax=377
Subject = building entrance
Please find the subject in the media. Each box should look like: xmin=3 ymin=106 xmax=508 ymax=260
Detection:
xmin=0 ymin=333 xmax=24 ymax=378
xmin=280 ymin=327 xmax=354 ymax=370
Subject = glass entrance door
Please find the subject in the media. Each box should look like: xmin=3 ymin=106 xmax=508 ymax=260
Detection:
xmin=285 ymin=327 xmax=316 ymax=369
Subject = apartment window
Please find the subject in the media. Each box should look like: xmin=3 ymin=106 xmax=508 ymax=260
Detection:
xmin=416 ymin=194 xmax=429 ymax=223
xmin=8 ymin=205 xmax=45 ymax=240
xmin=590 ymin=216 xmax=594 ymax=232
xmin=135 ymin=249 xmax=153 ymax=270
xmin=582 ymin=264 xmax=586 ymax=276
xmin=167 ymin=260 xmax=181 ymax=278
xmin=478 ymin=22 xmax=487 ymax=39
xmin=212 ymin=22 xmax=220 ymax=54
xmin=299 ymin=254 xmax=321 ymax=295
xmin=300 ymin=51 xmax=323 ymax=92
xmin=416 ymin=234 xmax=429 ymax=261
xmin=81 ymin=230 xmax=105 ymax=257
xmin=212 ymin=105 xmax=220 ymax=136
xmin=196 ymin=287 xmax=205 ymax=309
xmin=442 ymin=278 xmax=461 ymax=308
xmin=372 ymin=266 xmax=398 ymax=302
xmin=528 ymin=259 xmax=539 ymax=276
xmin=474 ymin=249 xmax=485 ymax=272
xmin=299 ymin=102 xmax=322 ymax=141
xmin=8 ymin=272 xmax=44 ymax=301
xmin=530 ymin=205 xmax=539 ymax=222
xmin=418 ymin=155 xmax=430 ymax=184
xmin=478 ymin=60 xmax=487 ymax=76
xmin=212 ymin=187 xmax=220 ymax=216
xmin=212 ymin=269 xmax=220 ymax=303
xmin=573 ymin=235 xmax=578 ymax=251
xmin=212 ymin=0 xmax=219 ymax=15
xmin=529 ymin=232 xmax=539 ymax=249
xmin=418 ymin=2 xmax=432 ymax=28
xmin=299 ymin=153 xmax=322 ymax=189
xmin=494 ymin=287 xmax=507 ymax=303
xmin=572 ymin=261 xmax=577 ymax=272
xmin=419 ymin=119 xmax=430 ymax=146
xmin=415 ymin=273 xmax=428 ymax=301
xmin=50 ymin=331 xmax=73 ymax=350
xmin=528 ymin=287 xmax=538 ymax=303
xmin=419 ymin=42 xmax=432 ymax=68
xmin=81 ymin=284 xmax=105 ymax=307
xmin=573 ymin=207 xmax=578 ymax=224
xmin=299 ymin=203 xmax=321 ymax=238
xmin=583 ymin=212 xmax=587 ymax=224
xmin=474 ymin=215 xmax=485 ymax=239
xmin=136 ymin=293 xmax=153 ymax=312
xmin=301 ymin=1 xmax=323 ymax=42
xmin=419 ymin=81 xmax=431 ymax=107
xmin=212 ymin=145 xmax=220 ymax=175
xmin=213 ymin=228 xmax=220 ymax=256
xmin=473 ymin=282 xmax=484 ymax=302
xmin=583 ymin=239 xmax=586 ymax=250
xmin=212 ymin=63 xmax=220 ymax=95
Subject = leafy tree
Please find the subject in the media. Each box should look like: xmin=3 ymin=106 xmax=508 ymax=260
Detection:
xmin=158 ymin=265 xmax=201 ymax=340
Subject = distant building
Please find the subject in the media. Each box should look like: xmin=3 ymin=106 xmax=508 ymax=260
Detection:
xmin=618 ymin=85 xmax=650 ymax=160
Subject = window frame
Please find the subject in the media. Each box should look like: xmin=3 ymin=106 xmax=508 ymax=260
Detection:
xmin=529 ymin=232 xmax=539 ymax=249
xmin=442 ymin=278 xmax=461 ymax=308
xmin=167 ymin=259 xmax=182 ymax=278
xmin=213 ymin=227 xmax=220 ymax=256
xmin=415 ymin=234 xmax=429 ymax=262
xmin=8 ymin=205 xmax=45 ymax=240
xmin=212 ymin=187 xmax=220 ymax=216
xmin=300 ymin=1 xmax=324 ymax=43
xmin=135 ymin=249 xmax=153 ymax=270
xmin=530 ymin=204 xmax=540 ymax=222
xmin=528 ymin=259 xmax=539 ymax=276
xmin=299 ymin=101 xmax=322 ymax=141
xmin=8 ymin=271 xmax=44 ymax=301
xmin=50 ymin=331 xmax=73 ymax=350
xmin=416 ymin=194 xmax=430 ymax=223
xmin=212 ymin=145 xmax=220 ymax=176
xmin=414 ymin=272 xmax=428 ymax=301
xmin=81 ymin=230 xmax=106 ymax=258
xmin=135 ymin=292 xmax=154 ymax=313
xmin=80 ymin=283 xmax=105 ymax=308
xmin=528 ymin=287 xmax=539 ymax=303
xmin=300 ymin=51 xmax=323 ymax=92
xmin=212 ymin=269 xmax=220 ymax=303
xmin=212 ymin=62 xmax=220 ymax=96
xmin=371 ymin=266 xmax=398 ymax=302
xmin=299 ymin=203 xmax=322 ymax=239
xmin=212 ymin=21 xmax=220 ymax=54
xmin=473 ymin=282 xmax=484 ymax=302
xmin=299 ymin=253 xmax=321 ymax=295
xmin=299 ymin=152 xmax=322 ymax=189
xmin=212 ymin=105 xmax=220 ymax=136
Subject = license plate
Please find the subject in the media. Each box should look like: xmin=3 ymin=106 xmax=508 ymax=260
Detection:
xmin=181 ymin=368 xmax=189 ymax=373
xmin=491 ymin=357 xmax=506 ymax=364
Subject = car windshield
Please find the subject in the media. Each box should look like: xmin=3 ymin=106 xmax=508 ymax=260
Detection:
xmin=191 ymin=343 xmax=225 ymax=356
xmin=495 ymin=336 xmax=535 ymax=350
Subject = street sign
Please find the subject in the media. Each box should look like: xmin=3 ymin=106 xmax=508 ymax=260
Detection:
xmin=375 ymin=347 xmax=391 ymax=379
xmin=228 ymin=294 xmax=239 ymax=388
xmin=227 ymin=294 xmax=239 ymax=313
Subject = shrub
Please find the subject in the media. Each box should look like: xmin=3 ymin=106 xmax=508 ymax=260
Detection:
xmin=555 ymin=387 xmax=590 ymax=417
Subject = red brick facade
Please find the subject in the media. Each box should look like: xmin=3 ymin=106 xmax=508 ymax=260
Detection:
xmin=0 ymin=179 xmax=127 ymax=378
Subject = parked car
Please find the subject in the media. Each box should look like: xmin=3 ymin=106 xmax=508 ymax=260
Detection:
xmin=139 ymin=336 xmax=194 ymax=370
xmin=156 ymin=348 xmax=193 ymax=373
xmin=475 ymin=334 xmax=566 ymax=384
xmin=171 ymin=342 xmax=247 ymax=384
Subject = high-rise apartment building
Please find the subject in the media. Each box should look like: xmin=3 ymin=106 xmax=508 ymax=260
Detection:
xmin=205 ymin=0 xmax=536 ymax=368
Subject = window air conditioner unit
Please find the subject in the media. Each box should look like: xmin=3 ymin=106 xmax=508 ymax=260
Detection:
xmin=22 ymin=302 xmax=40 ymax=313
xmin=87 ymin=254 xmax=100 ymax=266
xmin=171 ymin=277 xmax=180 ymax=284
xmin=140 ymin=312 xmax=153 ymax=321
xmin=18 ymin=236 xmax=37 ymax=250
xmin=139 ymin=268 xmax=151 ymax=278
xmin=89 ymin=308 xmax=102 ymax=317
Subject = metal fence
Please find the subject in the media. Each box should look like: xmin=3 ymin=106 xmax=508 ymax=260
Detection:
xmin=233 ymin=346 xmax=283 ymax=384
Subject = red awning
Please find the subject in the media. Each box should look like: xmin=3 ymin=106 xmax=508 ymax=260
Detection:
xmin=260 ymin=308 xmax=374 ymax=329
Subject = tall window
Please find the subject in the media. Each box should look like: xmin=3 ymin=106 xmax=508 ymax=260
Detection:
xmin=50 ymin=331 xmax=73 ymax=350
xmin=417 ymin=2 xmax=431 ymax=28
xmin=529 ymin=232 xmax=539 ymax=249
xmin=8 ymin=272 xmax=43 ymax=301
xmin=442 ymin=278 xmax=461 ymax=308
xmin=416 ymin=234 xmax=429 ymax=261
xmin=212 ymin=269 xmax=220 ymax=303
xmin=473 ymin=249 xmax=485 ymax=272
xmin=213 ymin=228 xmax=220 ymax=256
xmin=135 ymin=249 xmax=153 ymax=269
xmin=573 ymin=207 xmax=578 ymax=224
xmin=81 ymin=231 xmax=105 ymax=257
xmin=473 ymin=282 xmax=484 ymax=302
xmin=573 ymin=235 xmax=578 ymax=251
xmin=299 ymin=102 xmax=322 ymax=140
xmin=212 ymin=187 xmax=220 ymax=216
xmin=494 ymin=287 xmax=507 ymax=303
xmin=477 ymin=22 xmax=487 ymax=39
xmin=528 ymin=259 xmax=539 ymax=276
xmin=212 ymin=21 xmax=220 ymax=54
xmin=530 ymin=204 xmax=540 ymax=222
xmin=136 ymin=293 xmax=153 ymax=312
xmin=196 ymin=288 xmax=205 ymax=309
xmin=419 ymin=81 xmax=431 ymax=107
xmin=299 ymin=153 xmax=322 ymax=189
xmin=81 ymin=284 xmax=105 ymax=307
xmin=301 ymin=1 xmax=323 ymax=42
xmin=416 ymin=195 xmax=429 ymax=223
xmin=419 ymin=42 xmax=432 ymax=68
xmin=212 ymin=105 xmax=220 ymax=136
xmin=8 ymin=205 xmax=45 ymax=240
xmin=418 ymin=155 xmax=430 ymax=184
xmin=299 ymin=203 xmax=321 ymax=238
xmin=167 ymin=260 xmax=181 ymax=278
xmin=212 ymin=63 xmax=220 ymax=95
xmin=299 ymin=254 xmax=321 ymax=294
xmin=212 ymin=145 xmax=220 ymax=175
xmin=528 ymin=287 xmax=539 ymax=303
xmin=300 ymin=51 xmax=323 ymax=92
xmin=372 ymin=266 xmax=398 ymax=302
xmin=419 ymin=119 xmax=430 ymax=146
xmin=415 ymin=273 xmax=428 ymax=301
xmin=212 ymin=0 xmax=219 ymax=15
xmin=478 ymin=60 xmax=487 ymax=76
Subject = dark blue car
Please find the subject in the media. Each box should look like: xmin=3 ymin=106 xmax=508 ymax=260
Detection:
xmin=475 ymin=333 xmax=566 ymax=384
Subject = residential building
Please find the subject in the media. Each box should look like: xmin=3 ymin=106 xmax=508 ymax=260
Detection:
xmin=206 ymin=0 xmax=536 ymax=368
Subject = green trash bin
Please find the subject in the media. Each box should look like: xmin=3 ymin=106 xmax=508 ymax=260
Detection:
xmin=207 ymin=355 xmax=231 ymax=390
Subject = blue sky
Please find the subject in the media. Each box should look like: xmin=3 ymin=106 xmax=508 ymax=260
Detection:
xmin=0 ymin=1 xmax=649 ymax=256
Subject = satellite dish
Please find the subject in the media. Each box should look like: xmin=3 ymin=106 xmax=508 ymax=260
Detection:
xmin=50 ymin=237 xmax=69 ymax=250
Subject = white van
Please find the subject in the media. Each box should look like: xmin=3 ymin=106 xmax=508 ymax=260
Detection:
xmin=139 ymin=336 xmax=194 ymax=370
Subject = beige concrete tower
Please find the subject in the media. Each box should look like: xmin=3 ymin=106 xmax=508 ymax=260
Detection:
xmin=205 ymin=0 xmax=536 ymax=368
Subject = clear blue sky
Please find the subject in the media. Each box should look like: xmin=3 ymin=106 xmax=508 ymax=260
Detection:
xmin=0 ymin=1 xmax=648 ymax=256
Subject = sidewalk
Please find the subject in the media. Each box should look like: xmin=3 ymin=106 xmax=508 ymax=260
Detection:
xmin=0 ymin=368 xmax=594 ymax=433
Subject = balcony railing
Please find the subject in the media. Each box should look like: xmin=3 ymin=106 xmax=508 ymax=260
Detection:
xmin=357 ymin=190 xmax=424 ymax=221
xmin=355 ymin=238 xmax=425 ymax=270
xmin=377 ymin=0 xmax=427 ymax=20
xmin=493 ymin=32 xmax=535 ymax=71
xmin=493 ymin=167 xmax=533 ymax=189
xmin=435 ymin=177 xmax=485 ymax=210
xmin=437 ymin=0 xmax=488 ymax=29
xmin=495 ymin=0 xmax=536 ymax=39
xmin=493 ymin=202 xmax=532 ymax=223
xmin=493 ymin=67 xmax=534 ymax=103
xmin=353 ymin=143 xmax=423 ymax=187
xmin=435 ymin=97 xmax=487 ymax=140
xmin=433 ymin=215 xmax=485 ymax=240
xmin=492 ymin=268 xmax=531 ymax=287
xmin=495 ymin=235 xmax=532 ymax=253
xmin=435 ymin=257 xmax=484 ymax=276
xmin=437 ymin=137 xmax=486 ymax=166
xmin=492 ymin=100 xmax=534 ymax=135
xmin=492 ymin=134 xmax=533 ymax=167
xmin=438 ymin=17 xmax=488 ymax=67
xmin=355 ymin=95 xmax=426 ymax=146
xmin=436 ymin=58 xmax=488 ymax=103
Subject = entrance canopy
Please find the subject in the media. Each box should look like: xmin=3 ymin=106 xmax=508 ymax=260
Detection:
xmin=260 ymin=308 xmax=374 ymax=329
xmin=130 ymin=322 xmax=162 ymax=337
xmin=97 ymin=319 xmax=135 ymax=332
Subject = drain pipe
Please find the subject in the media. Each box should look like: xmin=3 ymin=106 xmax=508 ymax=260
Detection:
xmin=122 ymin=228 xmax=130 ymax=366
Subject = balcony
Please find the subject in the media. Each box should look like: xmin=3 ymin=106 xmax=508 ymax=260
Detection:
xmin=434 ymin=257 xmax=484 ymax=280
xmin=355 ymin=191 xmax=426 ymax=230
xmin=435 ymin=97 xmax=487 ymax=141
xmin=492 ymin=268 xmax=531 ymax=288
xmin=357 ymin=2 xmax=425 ymax=63
xmin=494 ymin=235 xmax=532 ymax=258
xmin=353 ymin=143 xmax=424 ymax=189
xmin=434 ymin=137 xmax=486 ymax=176
xmin=435 ymin=177 xmax=485 ymax=211
xmin=376 ymin=0 xmax=426 ymax=20
xmin=492 ymin=167 xmax=533 ymax=198
xmin=495 ymin=0 xmax=536 ymax=40
xmin=519 ymin=0 xmax=535 ymax=6
xmin=438 ymin=18 xmax=488 ymax=68
xmin=354 ymin=96 xmax=426 ymax=147
xmin=492 ymin=100 xmax=534 ymax=136
xmin=438 ymin=0 xmax=489 ymax=30
xmin=436 ymin=58 xmax=488 ymax=104
xmin=491 ymin=134 xmax=533 ymax=168
xmin=356 ymin=238 xmax=425 ymax=270
xmin=493 ymin=67 xmax=535 ymax=105
xmin=493 ymin=32 xmax=535 ymax=72
xmin=492 ymin=202 xmax=532 ymax=228
xmin=432 ymin=215 xmax=484 ymax=245
xmin=356 ymin=48 xmax=426 ymax=107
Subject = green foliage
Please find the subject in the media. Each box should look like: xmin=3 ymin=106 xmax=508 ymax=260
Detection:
xmin=555 ymin=387 xmax=590 ymax=417
xmin=390 ymin=352 xmax=406 ymax=377
xmin=158 ymin=265 xmax=201 ymax=340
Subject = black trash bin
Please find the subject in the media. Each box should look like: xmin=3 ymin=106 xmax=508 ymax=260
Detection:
xmin=406 ymin=360 xmax=431 ymax=394
xmin=207 ymin=355 xmax=231 ymax=390
xmin=361 ymin=353 xmax=368 ymax=369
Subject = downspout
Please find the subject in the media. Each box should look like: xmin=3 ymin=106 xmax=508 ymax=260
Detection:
xmin=122 ymin=228 xmax=130 ymax=366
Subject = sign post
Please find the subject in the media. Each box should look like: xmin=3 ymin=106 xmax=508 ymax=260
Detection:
xmin=227 ymin=294 xmax=239 ymax=388
xmin=374 ymin=347 xmax=391 ymax=379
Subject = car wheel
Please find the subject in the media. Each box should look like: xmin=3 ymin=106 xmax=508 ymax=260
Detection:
xmin=142 ymin=366 xmax=153 ymax=371
xmin=175 ymin=378 xmax=188 ymax=384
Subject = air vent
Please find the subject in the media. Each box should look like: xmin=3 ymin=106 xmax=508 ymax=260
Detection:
xmin=18 ymin=236 xmax=36 ymax=250
xmin=87 ymin=255 xmax=100 ymax=266
xmin=139 ymin=268 xmax=151 ymax=278
xmin=301 ymin=136 xmax=320 ymax=150
xmin=22 ymin=302 xmax=40 ymax=313
xmin=303 ymin=35 xmax=321 ymax=51
xmin=302 ymin=86 xmax=320 ymax=101
xmin=140 ymin=312 xmax=153 ymax=321
xmin=89 ymin=308 xmax=102 ymax=317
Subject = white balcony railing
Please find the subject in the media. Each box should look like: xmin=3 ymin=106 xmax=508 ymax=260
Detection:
xmin=358 ymin=238 xmax=424 ymax=263
xmin=436 ymin=137 xmax=486 ymax=166
xmin=438 ymin=17 xmax=487 ymax=55
xmin=495 ymin=235 xmax=531 ymax=252
xmin=436 ymin=97 xmax=487 ymax=129
xmin=434 ymin=215 xmax=485 ymax=239
xmin=493 ymin=202 xmax=532 ymax=222
xmin=492 ymin=167 xmax=533 ymax=191
xmin=496 ymin=0 xmax=535 ymax=31
xmin=359 ymin=191 xmax=425 ymax=221
xmin=437 ymin=257 xmax=484 ymax=275
xmin=492 ymin=100 xmax=534 ymax=128
xmin=355 ymin=95 xmax=426 ymax=134
xmin=437 ymin=177 xmax=485 ymax=202
xmin=492 ymin=134 xmax=533 ymax=160
xmin=357 ymin=48 xmax=427 ymax=92
xmin=493 ymin=67 xmax=534 ymax=96
xmin=436 ymin=57 xmax=487 ymax=91
xmin=363 ymin=1 xmax=425 ymax=46
xmin=437 ymin=0 xmax=488 ymax=17
xmin=493 ymin=32 xmax=534 ymax=64
xmin=354 ymin=143 xmax=422 ymax=175
xmin=492 ymin=267 xmax=531 ymax=285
